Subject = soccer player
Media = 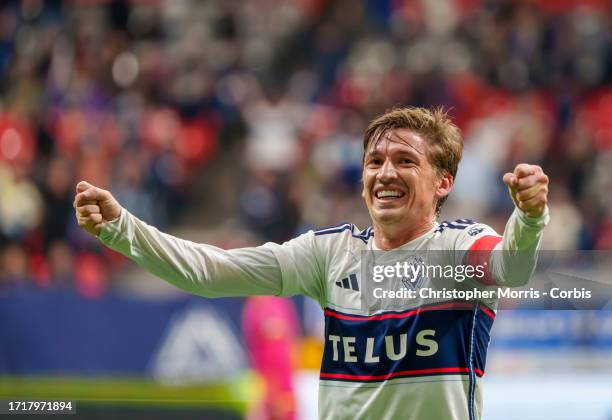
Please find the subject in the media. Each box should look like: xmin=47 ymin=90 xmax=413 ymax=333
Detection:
xmin=74 ymin=107 xmax=549 ymax=420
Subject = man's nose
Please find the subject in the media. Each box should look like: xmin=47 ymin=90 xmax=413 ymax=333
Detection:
xmin=377 ymin=159 xmax=397 ymax=183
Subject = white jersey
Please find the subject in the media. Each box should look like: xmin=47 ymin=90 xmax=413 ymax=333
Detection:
xmin=99 ymin=207 xmax=548 ymax=420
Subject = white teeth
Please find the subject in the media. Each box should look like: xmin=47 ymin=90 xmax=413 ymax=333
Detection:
xmin=377 ymin=190 xmax=403 ymax=198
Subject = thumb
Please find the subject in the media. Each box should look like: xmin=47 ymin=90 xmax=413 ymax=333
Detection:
xmin=502 ymin=172 xmax=517 ymax=188
xmin=76 ymin=181 xmax=94 ymax=194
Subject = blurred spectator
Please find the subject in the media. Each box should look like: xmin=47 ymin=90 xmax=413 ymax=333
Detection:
xmin=542 ymin=186 xmax=583 ymax=250
xmin=48 ymin=240 xmax=74 ymax=287
xmin=243 ymin=90 xmax=304 ymax=172
xmin=0 ymin=163 xmax=42 ymax=240
xmin=74 ymin=251 xmax=107 ymax=299
xmin=40 ymin=156 xmax=74 ymax=247
xmin=0 ymin=242 xmax=30 ymax=290
xmin=239 ymin=169 xmax=301 ymax=243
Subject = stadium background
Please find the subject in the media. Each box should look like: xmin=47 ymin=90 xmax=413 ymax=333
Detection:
xmin=0 ymin=0 xmax=611 ymax=419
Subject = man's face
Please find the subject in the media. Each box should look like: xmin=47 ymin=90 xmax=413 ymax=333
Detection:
xmin=362 ymin=128 xmax=449 ymax=229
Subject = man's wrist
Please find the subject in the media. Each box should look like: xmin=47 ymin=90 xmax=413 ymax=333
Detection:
xmin=98 ymin=207 xmax=126 ymax=242
xmin=515 ymin=205 xmax=550 ymax=228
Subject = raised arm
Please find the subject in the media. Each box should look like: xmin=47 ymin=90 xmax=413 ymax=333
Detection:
xmin=458 ymin=164 xmax=549 ymax=287
xmin=491 ymin=163 xmax=550 ymax=286
xmin=73 ymin=181 xmax=324 ymax=300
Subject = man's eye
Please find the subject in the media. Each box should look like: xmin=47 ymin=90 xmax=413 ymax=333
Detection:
xmin=369 ymin=159 xmax=382 ymax=166
xmin=400 ymin=159 xmax=414 ymax=165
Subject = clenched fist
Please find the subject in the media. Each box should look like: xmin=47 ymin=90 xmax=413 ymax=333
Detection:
xmin=503 ymin=164 xmax=549 ymax=218
xmin=73 ymin=181 xmax=122 ymax=237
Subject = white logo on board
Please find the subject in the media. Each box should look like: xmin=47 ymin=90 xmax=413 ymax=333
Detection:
xmin=149 ymin=305 xmax=246 ymax=384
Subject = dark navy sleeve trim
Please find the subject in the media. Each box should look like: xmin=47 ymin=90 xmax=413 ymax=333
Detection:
xmin=435 ymin=219 xmax=477 ymax=233
xmin=314 ymin=224 xmax=374 ymax=244
xmin=314 ymin=223 xmax=353 ymax=235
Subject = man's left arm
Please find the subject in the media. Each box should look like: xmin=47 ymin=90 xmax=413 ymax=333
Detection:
xmin=489 ymin=163 xmax=550 ymax=286
xmin=458 ymin=163 xmax=549 ymax=287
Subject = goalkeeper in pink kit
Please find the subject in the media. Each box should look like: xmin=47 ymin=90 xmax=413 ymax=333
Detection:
xmin=75 ymin=107 xmax=549 ymax=420
xmin=243 ymin=296 xmax=298 ymax=420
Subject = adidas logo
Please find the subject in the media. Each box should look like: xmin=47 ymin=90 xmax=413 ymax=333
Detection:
xmin=335 ymin=274 xmax=359 ymax=291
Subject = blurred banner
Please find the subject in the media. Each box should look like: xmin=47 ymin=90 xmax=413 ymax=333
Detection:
xmin=0 ymin=289 xmax=247 ymax=380
xmin=492 ymin=310 xmax=612 ymax=349
xmin=2 ymin=287 xmax=612 ymax=376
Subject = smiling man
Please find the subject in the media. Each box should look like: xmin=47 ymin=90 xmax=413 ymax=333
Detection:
xmin=362 ymin=125 xmax=456 ymax=250
xmin=74 ymin=107 xmax=549 ymax=420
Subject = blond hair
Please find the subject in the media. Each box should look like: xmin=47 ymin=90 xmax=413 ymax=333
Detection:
xmin=363 ymin=107 xmax=463 ymax=213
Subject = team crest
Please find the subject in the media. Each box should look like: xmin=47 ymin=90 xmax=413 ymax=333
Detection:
xmin=468 ymin=227 xmax=484 ymax=236
xmin=401 ymin=256 xmax=427 ymax=291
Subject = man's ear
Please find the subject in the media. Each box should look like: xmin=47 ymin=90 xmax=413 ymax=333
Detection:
xmin=435 ymin=172 xmax=453 ymax=201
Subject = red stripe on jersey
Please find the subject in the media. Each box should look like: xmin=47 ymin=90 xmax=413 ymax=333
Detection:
xmin=324 ymin=301 xmax=475 ymax=321
xmin=320 ymin=366 xmax=485 ymax=381
xmin=324 ymin=302 xmax=496 ymax=321
xmin=479 ymin=305 xmax=496 ymax=320
xmin=468 ymin=235 xmax=502 ymax=285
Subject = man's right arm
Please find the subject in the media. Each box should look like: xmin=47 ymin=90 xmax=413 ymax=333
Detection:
xmin=74 ymin=181 xmax=324 ymax=301
xmin=100 ymin=208 xmax=288 ymax=297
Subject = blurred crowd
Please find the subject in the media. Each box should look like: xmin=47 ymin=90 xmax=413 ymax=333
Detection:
xmin=0 ymin=0 xmax=611 ymax=296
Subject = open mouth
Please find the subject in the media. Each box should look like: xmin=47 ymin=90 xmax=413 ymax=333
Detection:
xmin=375 ymin=189 xmax=405 ymax=200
